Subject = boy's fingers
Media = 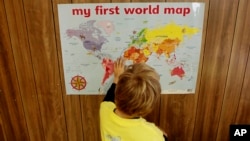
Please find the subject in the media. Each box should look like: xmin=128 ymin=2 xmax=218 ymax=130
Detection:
xmin=114 ymin=57 xmax=125 ymax=69
xmin=119 ymin=59 xmax=123 ymax=66
xmin=116 ymin=57 xmax=122 ymax=66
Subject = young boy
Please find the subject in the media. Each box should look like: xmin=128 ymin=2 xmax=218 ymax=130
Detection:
xmin=100 ymin=57 xmax=168 ymax=141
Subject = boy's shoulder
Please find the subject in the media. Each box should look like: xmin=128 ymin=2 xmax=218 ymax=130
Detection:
xmin=100 ymin=101 xmax=115 ymax=114
xmin=101 ymin=101 xmax=115 ymax=108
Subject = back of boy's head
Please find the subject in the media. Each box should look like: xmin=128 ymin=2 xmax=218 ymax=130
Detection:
xmin=115 ymin=63 xmax=161 ymax=117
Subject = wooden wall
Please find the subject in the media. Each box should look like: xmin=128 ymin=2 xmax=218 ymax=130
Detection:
xmin=0 ymin=0 xmax=249 ymax=141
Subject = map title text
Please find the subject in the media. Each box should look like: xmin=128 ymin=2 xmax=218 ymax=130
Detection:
xmin=71 ymin=4 xmax=191 ymax=18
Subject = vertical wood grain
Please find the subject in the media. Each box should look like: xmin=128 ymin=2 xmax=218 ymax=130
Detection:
xmin=0 ymin=0 xmax=29 ymax=140
xmin=235 ymin=48 xmax=250 ymax=124
xmin=80 ymin=95 xmax=104 ymax=141
xmin=160 ymin=95 xmax=197 ymax=141
xmin=0 ymin=111 xmax=7 ymax=141
xmin=22 ymin=0 xmax=67 ymax=140
xmin=193 ymin=0 xmax=239 ymax=140
xmin=234 ymin=0 xmax=250 ymax=124
xmin=4 ymin=0 xmax=45 ymax=140
xmin=216 ymin=0 xmax=250 ymax=140
xmin=52 ymin=0 xmax=85 ymax=141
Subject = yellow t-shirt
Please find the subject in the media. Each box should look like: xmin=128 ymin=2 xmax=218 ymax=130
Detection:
xmin=100 ymin=101 xmax=164 ymax=141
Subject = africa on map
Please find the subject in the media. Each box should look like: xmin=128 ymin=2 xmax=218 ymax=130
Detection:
xmin=58 ymin=3 xmax=205 ymax=94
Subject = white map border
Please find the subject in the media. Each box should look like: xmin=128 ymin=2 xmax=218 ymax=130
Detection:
xmin=58 ymin=3 xmax=205 ymax=95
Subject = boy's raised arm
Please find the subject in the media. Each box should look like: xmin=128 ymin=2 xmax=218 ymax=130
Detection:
xmin=103 ymin=57 xmax=125 ymax=102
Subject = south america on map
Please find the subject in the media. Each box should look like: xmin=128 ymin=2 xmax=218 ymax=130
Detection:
xmin=58 ymin=3 xmax=205 ymax=94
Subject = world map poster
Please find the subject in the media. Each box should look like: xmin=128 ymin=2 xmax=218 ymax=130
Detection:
xmin=58 ymin=3 xmax=205 ymax=95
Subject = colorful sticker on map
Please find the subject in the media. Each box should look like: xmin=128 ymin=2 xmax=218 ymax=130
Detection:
xmin=58 ymin=3 xmax=205 ymax=94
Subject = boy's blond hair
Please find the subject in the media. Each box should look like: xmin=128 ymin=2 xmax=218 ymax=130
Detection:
xmin=115 ymin=63 xmax=161 ymax=117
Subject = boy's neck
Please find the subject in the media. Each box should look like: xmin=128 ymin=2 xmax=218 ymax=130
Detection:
xmin=114 ymin=108 xmax=138 ymax=119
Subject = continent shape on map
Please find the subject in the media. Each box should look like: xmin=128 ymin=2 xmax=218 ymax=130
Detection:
xmin=66 ymin=20 xmax=199 ymax=88
xmin=123 ymin=22 xmax=199 ymax=79
xmin=66 ymin=20 xmax=115 ymax=85
xmin=66 ymin=20 xmax=108 ymax=52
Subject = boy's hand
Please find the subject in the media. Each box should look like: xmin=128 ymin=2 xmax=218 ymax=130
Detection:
xmin=113 ymin=57 xmax=125 ymax=84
